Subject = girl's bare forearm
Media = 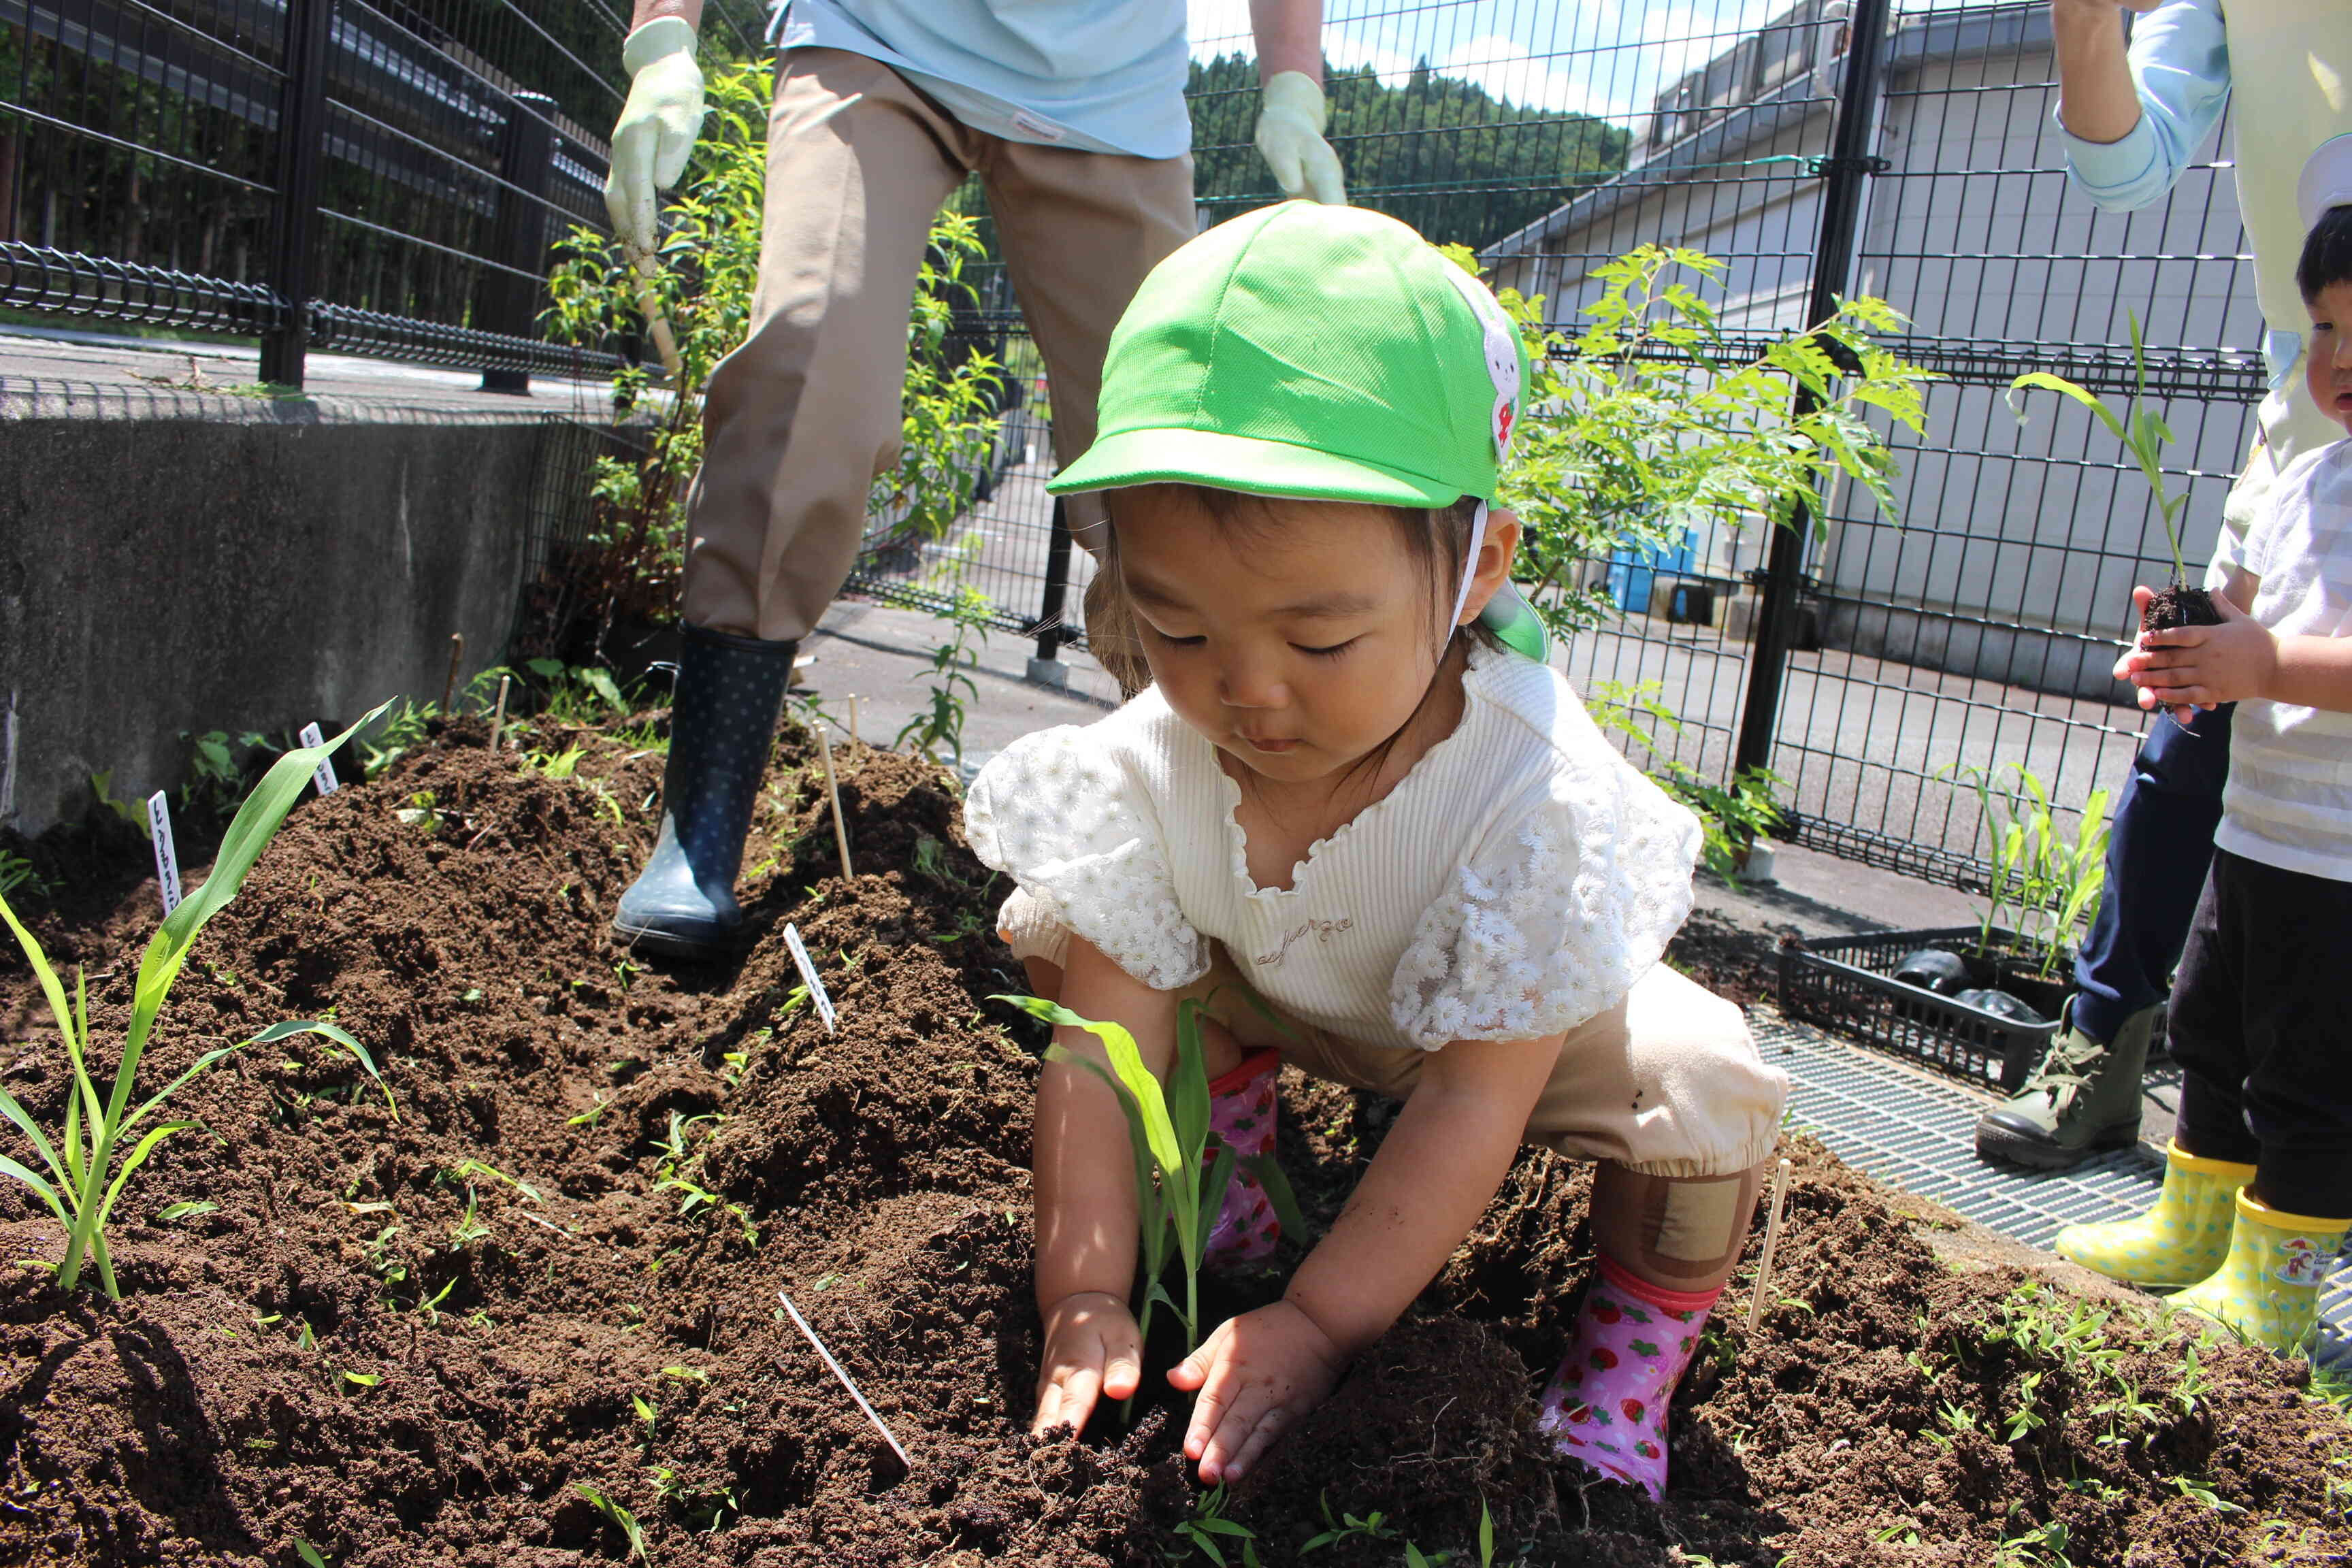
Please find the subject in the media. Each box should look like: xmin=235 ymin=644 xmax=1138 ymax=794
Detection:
xmin=1032 ymin=941 xmax=1177 ymax=1309
xmin=1033 ymin=1055 xmax=1143 ymax=1307
xmin=1284 ymin=1076 xmax=1529 ymax=1354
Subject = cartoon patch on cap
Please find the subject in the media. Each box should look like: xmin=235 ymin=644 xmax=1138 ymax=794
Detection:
xmin=1439 ymin=263 xmax=1522 ymax=460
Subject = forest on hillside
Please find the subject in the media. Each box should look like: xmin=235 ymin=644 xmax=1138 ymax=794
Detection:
xmin=1188 ymin=51 xmax=1631 ymax=252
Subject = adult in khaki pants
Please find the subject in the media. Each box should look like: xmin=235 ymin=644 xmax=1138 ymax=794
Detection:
xmin=602 ymin=0 xmax=1345 ymax=958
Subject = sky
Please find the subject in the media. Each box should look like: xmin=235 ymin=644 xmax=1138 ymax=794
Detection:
xmin=1188 ymin=0 xmax=2004 ymax=125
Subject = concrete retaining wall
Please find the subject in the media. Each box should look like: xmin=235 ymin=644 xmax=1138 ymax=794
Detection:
xmin=0 ymin=373 xmax=589 ymax=837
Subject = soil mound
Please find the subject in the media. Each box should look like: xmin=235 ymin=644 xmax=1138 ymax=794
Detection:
xmin=1 ymin=719 xmax=2343 ymax=1566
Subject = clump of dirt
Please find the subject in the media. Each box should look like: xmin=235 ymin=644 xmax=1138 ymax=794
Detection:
xmin=0 ymin=717 xmax=2344 ymax=1567
xmin=2144 ymin=583 xmax=2224 ymax=633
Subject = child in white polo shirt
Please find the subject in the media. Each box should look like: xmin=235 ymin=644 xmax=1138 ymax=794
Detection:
xmin=2059 ymin=135 xmax=2352 ymax=1352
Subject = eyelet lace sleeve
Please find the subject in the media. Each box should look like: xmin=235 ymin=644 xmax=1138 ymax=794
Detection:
xmin=1389 ymin=763 xmax=1700 ymax=1049
xmin=964 ymin=727 xmax=1208 ymax=992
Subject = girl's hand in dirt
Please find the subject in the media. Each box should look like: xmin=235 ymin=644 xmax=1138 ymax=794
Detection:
xmin=2117 ymin=587 xmax=2274 ymax=716
xmin=1032 ymin=1290 xmax=1143 ymax=1438
xmin=1166 ymin=1298 xmax=1346 ymax=1484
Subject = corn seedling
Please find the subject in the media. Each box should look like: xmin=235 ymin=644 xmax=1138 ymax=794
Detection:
xmin=573 ymin=1482 xmax=648 ymax=1561
xmin=295 ymin=1541 xmax=331 ymax=1568
xmin=2010 ymin=312 xmax=2191 ymax=587
xmin=998 ymin=994 xmax=1239 ymax=1403
xmin=1942 ymin=764 xmax=2110 ymax=975
xmin=568 ymin=1092 xmax=612 ymax=1128
xmin=154 ymin=1199 xmax=217 ymax=1224
xmin=0 ymin=711 xmax=397 ymax=1298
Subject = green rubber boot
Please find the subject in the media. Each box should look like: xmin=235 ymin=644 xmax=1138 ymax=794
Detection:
xmin=1974 ymin=1000 xmax=2159 ymax=1171
xmin=2054 ymin=1141 xmax=2254 ymax=1289
xmin=2170 ymin=1190 xmax=2349 ymax=1354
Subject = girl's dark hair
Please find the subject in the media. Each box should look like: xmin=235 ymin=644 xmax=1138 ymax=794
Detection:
xmin=1086 ymin=484 xmax=1497 ymax=698
xmin=2298 ymin=204 xmax=2352 ymax=302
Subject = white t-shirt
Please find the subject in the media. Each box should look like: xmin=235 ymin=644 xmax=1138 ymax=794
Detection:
xmin=2212 ymin=438 xmax=2352 ymax=881
xmin=963 ymin=644 xmax=1703 ymax=1051
xmin=772 ymin=0 xmax=1192 ymax=159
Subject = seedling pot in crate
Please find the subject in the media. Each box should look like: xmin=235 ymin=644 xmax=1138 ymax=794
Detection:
xmin=1778 ymin=926 xmax=2068 ymax=1090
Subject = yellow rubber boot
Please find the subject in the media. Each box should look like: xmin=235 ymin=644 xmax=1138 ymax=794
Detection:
xmin=2053 ymin=1141 xmax=2254 ymax=1288
xmin=2169 ymin=1190 xmax=2350 ymax=1354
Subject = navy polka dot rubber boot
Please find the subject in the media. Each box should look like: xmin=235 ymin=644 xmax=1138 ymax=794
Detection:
xmin=614 ymin=625 xmax=796 ymax=959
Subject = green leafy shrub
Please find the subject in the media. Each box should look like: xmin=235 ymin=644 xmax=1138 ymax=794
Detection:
xmin=542 ymin=58 xmax=1002 ymax=636
xmin=1446 ymin=243 xmax=1933 ymax=638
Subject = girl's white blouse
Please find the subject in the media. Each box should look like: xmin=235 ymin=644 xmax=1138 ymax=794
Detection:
xmin=964 ymin=645 xmax=1701 ymax=1050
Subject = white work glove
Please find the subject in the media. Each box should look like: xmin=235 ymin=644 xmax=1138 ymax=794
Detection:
xmin=604 ymin=16 xmax=705 ymax=255
xmin=1254 ymin=71 xmax=1346 ymax=206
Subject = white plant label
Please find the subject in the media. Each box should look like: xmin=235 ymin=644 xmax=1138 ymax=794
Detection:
xmin=299 ymin=721 xmax=340 ymax=795
xmin=146 ymin=790 xmax=182 ymax=916
xmin=782 ymin=923 xmax=837 ymax=1035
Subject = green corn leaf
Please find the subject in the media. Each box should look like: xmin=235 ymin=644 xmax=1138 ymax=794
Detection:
xmin=295 ymin=1542 xmax=331 ymax=1568
xmin=0 ymin=1082 xmax=69 ymax=1194
xmin=0 ymin=887 xmax=75 ymax=1075
xmin=2007 ymin=372 xmax=2129 ymax=442
xmin=1243 ymin=1153 xmax=1310 ymax=1244
xmin=94 ymin=1121 xmax=208 ymax=1233
xmin=0 ymin=1151 xmax=68 ymax=1226
xmin=1194 ymin=1140 xmax=1236 ymax=1258
xmin=1009 ymin=998 xmax=1179 ymax=1177
xmin=118 ymin=703 xmax=391 ymax=1107
xmin=1170 ymin=999 xmax=1213 ymax=1171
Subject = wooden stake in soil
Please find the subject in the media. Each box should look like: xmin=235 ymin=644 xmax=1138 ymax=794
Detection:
xmin=488 ymin=676 xmax=511 ymax=754
xmin=441 ymin=632 xmax=465 ymax=711
xmin=1746 ymin=1156 xmax=1795 ymax=1333
xmin=791 ymin=699 xmax=853 ymax=882
xmin=777 ymin=1290 xmax=911 ymax=1469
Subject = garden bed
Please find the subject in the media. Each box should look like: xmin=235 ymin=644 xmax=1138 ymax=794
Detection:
xmin=0 ymin=717 xmax=2345 ymax=1566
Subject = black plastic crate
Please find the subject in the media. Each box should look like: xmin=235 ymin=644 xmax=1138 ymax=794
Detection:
xmin=1776 ymin=926 xmax=2065 ymax=1092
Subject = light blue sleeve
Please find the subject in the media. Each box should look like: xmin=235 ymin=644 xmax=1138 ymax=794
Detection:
xmin=2056 ymin=0 xmax=2231 ymax=213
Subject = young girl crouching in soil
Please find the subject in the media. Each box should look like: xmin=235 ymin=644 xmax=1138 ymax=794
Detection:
xmin=962 ymin=202 xmax=1788 ymax=1499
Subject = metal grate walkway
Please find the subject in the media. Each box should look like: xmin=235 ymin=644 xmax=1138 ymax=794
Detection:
xmin=1757 ymin=1011 xmax=2351 ymax=1371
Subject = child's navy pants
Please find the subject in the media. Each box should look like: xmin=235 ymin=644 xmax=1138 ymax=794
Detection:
xmin=2069 ymin=704 xmax=2234 ymax=1046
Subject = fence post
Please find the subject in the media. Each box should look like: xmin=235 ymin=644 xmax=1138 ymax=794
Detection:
xmin=1028 ymin=493 xmax=1075 ymax=687
xmin=1731 ymin=0 xmax=1893 ymax=780
xmin=479 ymin=91 xmax=558 ymax=395
xmin=259 ymin=0 xmax=335 ymax=388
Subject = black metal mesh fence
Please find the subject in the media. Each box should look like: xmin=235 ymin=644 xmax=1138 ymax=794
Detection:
xmin=848 ymin=0 xmax=2265 ymax=896
xmin=0 ymin=0 xmax=760 ymax=376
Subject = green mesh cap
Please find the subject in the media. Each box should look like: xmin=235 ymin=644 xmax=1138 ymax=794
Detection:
xmin=1048 ymin=201 xmax=1529 ymax=507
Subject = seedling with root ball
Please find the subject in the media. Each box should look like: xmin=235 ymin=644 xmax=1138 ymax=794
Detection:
xmin=0 ymin=708 xmax=399 ymax=1298
xmin=2010 ymin=312 xmax=2220 ymax=638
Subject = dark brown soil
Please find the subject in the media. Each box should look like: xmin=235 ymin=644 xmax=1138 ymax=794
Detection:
xmin=2144 ymin=584 xmax=2224 ymax=634
xmin=1 ymin=718 xmax=2345 ymax=1567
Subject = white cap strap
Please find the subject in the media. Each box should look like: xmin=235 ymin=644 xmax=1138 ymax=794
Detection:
xmin=1449 ymin=500 xmax=1488 ymax=634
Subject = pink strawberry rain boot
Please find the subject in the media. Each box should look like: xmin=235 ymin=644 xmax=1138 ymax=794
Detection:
xmin=1203 ymin=1049 xmax=1282 ymax=1269
xmin=1535 ymin=1255 xmax=1719 ymax=1499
